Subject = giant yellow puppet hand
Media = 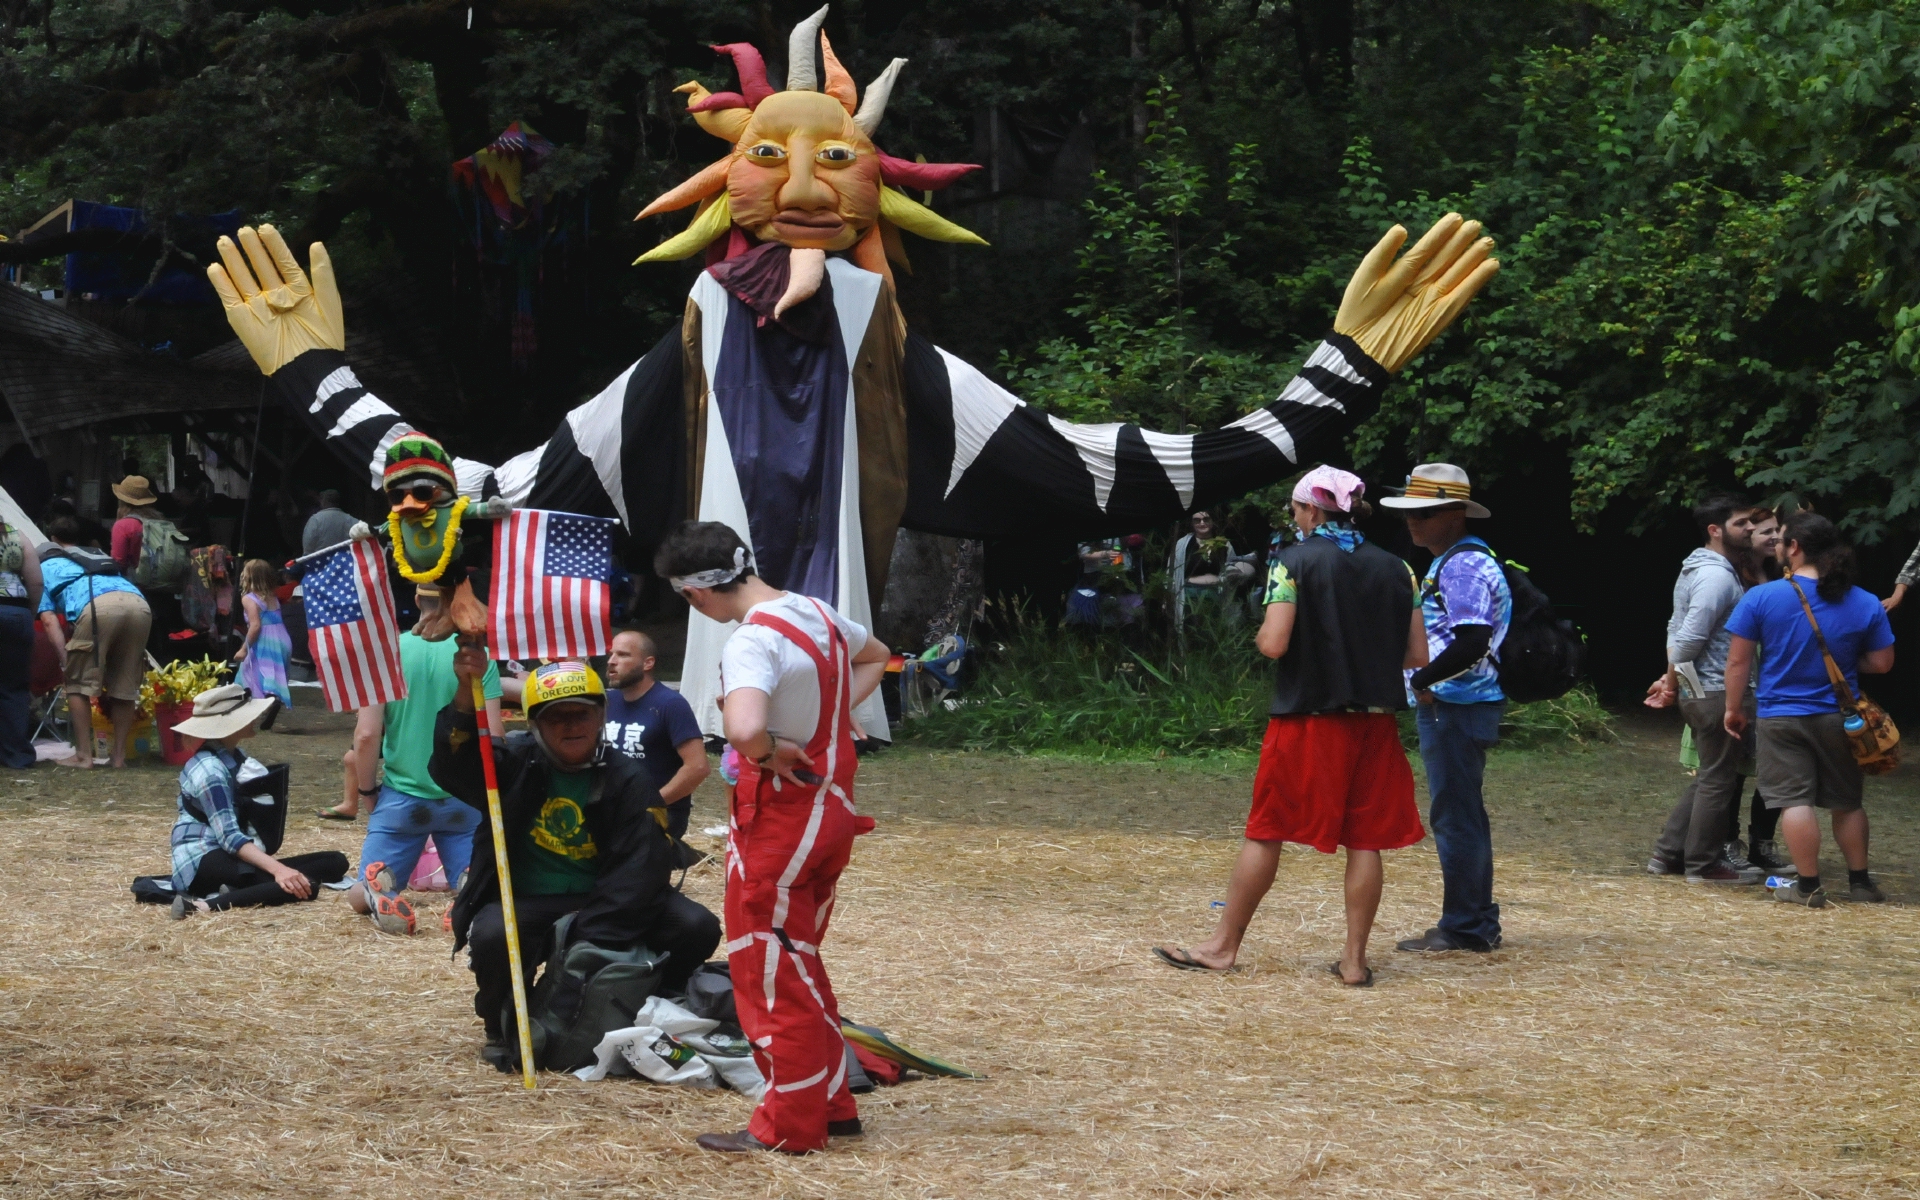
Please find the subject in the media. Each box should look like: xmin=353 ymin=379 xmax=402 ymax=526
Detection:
xmin=1335 ymin=212 xmax=1498 ymax=373
xmin=206 ymin=224 xmax=345 ymax=376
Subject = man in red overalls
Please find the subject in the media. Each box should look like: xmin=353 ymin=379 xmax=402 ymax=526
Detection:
xmin=656 ymin=521 xmax=891 ymax=1154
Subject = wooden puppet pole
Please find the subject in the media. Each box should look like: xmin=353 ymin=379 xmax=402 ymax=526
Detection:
xmin=471 ymin=665 xmax=537 ymax=1090
xmin=450 ymin=578 xmax=537 ymax=1092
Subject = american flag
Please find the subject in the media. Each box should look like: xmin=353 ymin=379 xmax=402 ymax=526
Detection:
xmin=303 ymin=538 xmax=407 ymax=712
xmin=490 ymin=509 xmax=616 ymax=660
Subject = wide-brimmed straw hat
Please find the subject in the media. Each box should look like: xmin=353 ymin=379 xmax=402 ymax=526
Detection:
xmin=171 ymin=685 xmax=276 ymax=741
xmin=112 ymin=475 xmax=159 ymax=506
xmin=1379 ymin=463 xmax=1491 ymax=519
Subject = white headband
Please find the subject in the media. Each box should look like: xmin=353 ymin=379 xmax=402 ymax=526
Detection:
xmin=670 ymin=546 xmax=752 ymax=594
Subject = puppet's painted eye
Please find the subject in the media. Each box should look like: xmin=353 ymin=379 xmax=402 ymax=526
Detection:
xmin=746 ymin=143 xmax=788 ymax=161
xmin=816 ymin=145 xmax=857 ymax=165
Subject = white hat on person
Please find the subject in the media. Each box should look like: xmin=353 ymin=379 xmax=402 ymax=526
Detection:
xmin=170 ymin=684 xmax=276 ymax=741
xmin=1379 ymin=462 xmax=1491 ymax=519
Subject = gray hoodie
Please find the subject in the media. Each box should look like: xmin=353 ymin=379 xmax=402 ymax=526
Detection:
xmin=1666 ymin=547 xmax=1747 ymax=694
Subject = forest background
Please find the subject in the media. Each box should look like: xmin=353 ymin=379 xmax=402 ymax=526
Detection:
xmin=4 ymin=0 xmax=1920 ymax=702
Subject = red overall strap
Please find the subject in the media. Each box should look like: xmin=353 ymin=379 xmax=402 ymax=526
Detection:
xmin=744 ymin=599 xmax=853 ymax=762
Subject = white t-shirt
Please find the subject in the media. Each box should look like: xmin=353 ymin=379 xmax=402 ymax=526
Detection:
xmin=719 ymin=592 xmax=869 ymax=745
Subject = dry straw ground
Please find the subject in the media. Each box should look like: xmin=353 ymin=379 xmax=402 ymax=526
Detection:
xmin=3 ymin=704 xmax=1918 ymax=1198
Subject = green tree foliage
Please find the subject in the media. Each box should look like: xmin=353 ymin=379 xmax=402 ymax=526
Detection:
xmin=996 ymin=1 xmax=1920 ymax=538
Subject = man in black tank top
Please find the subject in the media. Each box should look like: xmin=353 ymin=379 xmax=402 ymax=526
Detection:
xmin=1156 ymin=468 xmax=1428 ymax=985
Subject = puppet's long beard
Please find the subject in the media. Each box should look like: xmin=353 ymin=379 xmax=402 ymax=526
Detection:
xmin=774 ymin=247 xmax=827 ymax=319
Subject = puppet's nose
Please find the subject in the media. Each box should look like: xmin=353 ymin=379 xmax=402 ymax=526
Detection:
xmin=778 ymin=155 xmax=836 ymax=212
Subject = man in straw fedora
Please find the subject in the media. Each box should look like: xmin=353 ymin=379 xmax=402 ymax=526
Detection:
xmin=167 ymin=685 xmax=348 ymax=919
xmin=1380 ymin=463 xmax=1512 ymax=953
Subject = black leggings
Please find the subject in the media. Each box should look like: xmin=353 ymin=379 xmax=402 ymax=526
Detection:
xmin=188 ymin=849 xmax=350 ymax=909
xmin=1748 ymin=786 xmax=1781 ymax=845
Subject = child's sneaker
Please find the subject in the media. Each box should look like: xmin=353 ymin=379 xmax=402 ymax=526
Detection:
xmin=362 ymin=861 xmax=416 ymax=935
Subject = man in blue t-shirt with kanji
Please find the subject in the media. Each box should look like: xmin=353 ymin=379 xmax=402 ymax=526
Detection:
xmin=602 ymin=629 xmax=710 ymax=841
xmin=1383 ymin=464 xmax=1513 ymax=953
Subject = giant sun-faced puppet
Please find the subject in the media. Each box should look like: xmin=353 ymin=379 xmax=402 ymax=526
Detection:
xmin=208 ymin=5 xmax=1498 ymax=737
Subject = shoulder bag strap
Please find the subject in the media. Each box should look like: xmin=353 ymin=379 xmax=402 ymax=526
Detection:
xmin=1785 ymin=575 xmax=1860 ymax=715
xmin=1421 ymin=540 xmax=1492 ymax=610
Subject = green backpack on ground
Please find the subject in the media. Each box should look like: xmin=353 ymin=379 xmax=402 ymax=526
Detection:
xmin=132 ymin=515 xmax=191 ymax=592
xmin=509 ymin=913 xmax=668 ymax=1073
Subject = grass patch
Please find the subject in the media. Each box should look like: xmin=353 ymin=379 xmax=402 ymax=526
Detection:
xmin=901 ymin=608 xmax=1616 ymax=757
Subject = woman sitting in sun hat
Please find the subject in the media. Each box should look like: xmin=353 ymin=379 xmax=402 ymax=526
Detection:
xmin=167 ymin=685 xmax=348 ymax=919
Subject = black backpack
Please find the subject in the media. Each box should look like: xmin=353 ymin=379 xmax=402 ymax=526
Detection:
xmin=503 ymin=912 xmax=669 ymax=1073
xmin=40 ymin=543 xmax=125 ymax=613
xmin=1426 ymin=542 xmax=1585 ymax=703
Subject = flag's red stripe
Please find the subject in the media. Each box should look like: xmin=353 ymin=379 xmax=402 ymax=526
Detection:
xmin=517 ymin=510 xmax=540 ymax=659
xmin=342 ymin=618 xmax=375 ymax=711
xmin=316 ymin=626 xmax=343 ymax=711
xmin=528 ymin=510 xmax=547 ymax=659
xmin=503 ymin=510 xmax=523 ymax=658
xmin=356 ymin=541 xmax=404 ymax=704
xmin=321 ymin=625 xmax=357 ymax=713
xmin=346 ymin=546 xmax=386 ymax=707
xmin=495 ymin=514 xmax=518 ymax=656
xmin=560 ymin=576 xmax=581 ymax=658
xmin=537 ymin=515 xmax=561 ymax=659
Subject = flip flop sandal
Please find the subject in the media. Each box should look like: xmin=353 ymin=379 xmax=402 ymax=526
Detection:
xmin=315 ymin=809 xmax=357 ymax=821
xmin=1327 ymin=961 xmax=1374 ymax=987
xmin=1153 ymin=946 xmax=1234 ymax=973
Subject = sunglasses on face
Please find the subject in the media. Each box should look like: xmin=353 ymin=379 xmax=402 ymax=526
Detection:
xmin=386 ymin=482 xmax=442 ymax=505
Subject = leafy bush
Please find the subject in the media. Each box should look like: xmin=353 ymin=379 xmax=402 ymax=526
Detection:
xmin=901 ymin=607 xmax=1616 ymax=757
xmin=901 ymin=607 xmax=1268 ymax=757
xmin=1492 ymin=685 xmax=1617 ymax=749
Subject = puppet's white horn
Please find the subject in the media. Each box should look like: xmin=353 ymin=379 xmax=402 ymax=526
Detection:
xmin=786 ymin=5 xmax=829 ymax=91
xmin=853 ymin=58 xmax=908 ymax=135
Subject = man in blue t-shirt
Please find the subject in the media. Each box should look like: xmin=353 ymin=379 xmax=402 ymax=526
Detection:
xmin=1382 ymin=464 xmax=1513 ymax=953
xmin=603 ymin=629 xmax=710 ymax=839
xmin=1723 ymin=514 xmax=1894 ymax=906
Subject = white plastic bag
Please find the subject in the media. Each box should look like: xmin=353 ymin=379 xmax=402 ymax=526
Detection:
xmin=575 ymin=996 xmax=767 ymax=1100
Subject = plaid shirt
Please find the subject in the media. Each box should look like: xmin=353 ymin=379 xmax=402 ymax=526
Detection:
xmin=170 ymin=747 xmax=251 ymax=891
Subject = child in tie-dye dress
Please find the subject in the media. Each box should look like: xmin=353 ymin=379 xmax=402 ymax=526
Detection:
xmin=234 ymin=559 xmax=293 ymax=707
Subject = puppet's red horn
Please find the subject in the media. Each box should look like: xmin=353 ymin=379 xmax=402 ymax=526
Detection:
xmin=878 ymin=154 xmax=983 ymax=191
xmin=710 ymin=43 xmax=774 ymax=107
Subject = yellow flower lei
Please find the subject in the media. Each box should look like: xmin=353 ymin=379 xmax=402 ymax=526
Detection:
xmin=388 ymin=495 xmax=470 ymax=584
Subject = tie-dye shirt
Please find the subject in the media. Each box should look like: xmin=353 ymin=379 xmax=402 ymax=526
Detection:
xmin=1414 ymin=537 xmax=1512 ymax=704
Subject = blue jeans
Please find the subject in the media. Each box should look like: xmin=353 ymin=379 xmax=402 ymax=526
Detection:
xmin=0 ymin=606 xmax=33 ymax=769
xmin=357 ymin=786 xmax=482 ymax=891
xmin=1416 ymin=700 xmax=1504 ymax=948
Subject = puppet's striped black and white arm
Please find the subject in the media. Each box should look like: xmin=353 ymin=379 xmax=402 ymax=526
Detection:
xmin=898 ymin=331 xmax=1389 ymax=539
xmin=267 ymin=337 xmax=686 ymax=543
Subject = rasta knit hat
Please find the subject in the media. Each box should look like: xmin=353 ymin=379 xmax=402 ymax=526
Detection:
xmin=382 ymin=431 xmax=457 ymax=492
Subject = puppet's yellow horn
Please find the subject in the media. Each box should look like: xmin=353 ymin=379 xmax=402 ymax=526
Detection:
xmin=878 ymin=187 xmax=988 ymax=246
xmin=634 ymin=193 xmax=733 ymax=263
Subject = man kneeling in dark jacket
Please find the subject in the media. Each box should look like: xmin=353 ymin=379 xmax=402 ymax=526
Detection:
xmin=433 ymin=653 xmax=721 ymax=1058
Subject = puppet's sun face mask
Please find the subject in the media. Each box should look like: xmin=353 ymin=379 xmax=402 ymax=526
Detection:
xmin=729 ymin=92 xmax=881 ymax=252
xmin=631 ymin=6 xmax=986 ymax=278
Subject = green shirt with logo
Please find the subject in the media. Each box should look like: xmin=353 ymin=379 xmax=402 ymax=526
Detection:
xmin=514 ymin=768 xmax=600 ymax=895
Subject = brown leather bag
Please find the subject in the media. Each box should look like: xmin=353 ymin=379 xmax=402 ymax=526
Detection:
xmin=1787 ymin=577 xmax=1900 ymax=774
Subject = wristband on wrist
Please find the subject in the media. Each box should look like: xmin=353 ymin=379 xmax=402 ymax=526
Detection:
xmin=754 ymin=738 xmax=777 ymax=765
xmin=358 ymin=785 xmax=380 ymax=796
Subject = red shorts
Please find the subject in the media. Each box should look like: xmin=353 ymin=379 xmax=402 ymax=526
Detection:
xmin=1246 ymin=713 xmax=1423 ymax=853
